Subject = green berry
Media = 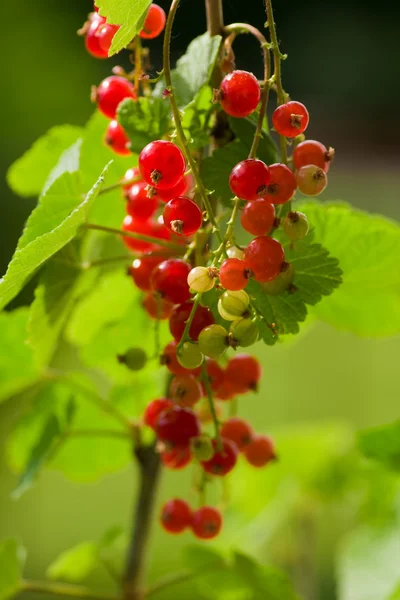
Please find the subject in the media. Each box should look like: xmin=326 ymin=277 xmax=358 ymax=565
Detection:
xmin=117 ymin=347 xmax=147 ymax=371
xmin=218 ymin=290 xmax=249 ymax=321
xmin=283 ymin=211 xmax=309 ymax=241
xmin=198 ymin=324 xmax=228 ymax=359
xmin=229 ymin=317 xmax=259 ymax=347
xmin=261 ymin=263 xmax=295 ymax=295
xmin=187 ymin=266 xmax=216 ymax=293
xmin=191 ymin=435 xmax=214 ymax=461
xmin=227 ymin=246 xmax=244 ymax=260
xmin=177 ymin=342 xmax=204 ymax=369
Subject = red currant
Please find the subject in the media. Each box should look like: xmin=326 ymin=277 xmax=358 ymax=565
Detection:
xmin=272 ymin=101 xmax=309 ymax=138
xmin=161 ymin=340 xmax=201 ymax=376
xmin=220 ymin=418 xmax=253 ymax=451
xmin=240 ymin=198 xmax=276 ymax=236
xmin=225 ymin=354 xmax=262 ymax=393
xmin=169 ymin=302 xmax=214 ymax=342
xmin=203 ymin=358 xmax=225 ymax=391
xmin=191 ymin=506 xmax=222 ymax=539
xmin=96 ymin=76 xmax=137 ymax=119
xmin=169 ymin=374 xmax=203 ymax=408
xmin=264 ymin=163 xmax=297 ymax=205
xmin=122 ymin=215 xmax=170 ymax=253
xmin=122 ymin=167 xmax=141 ymax=196
xmin=293 ymin=140 xmax=334 ymax=173
xmin=142 ymin=293 xmax=174 ymax=320
xmin=140 ymin=4 xmax=166 ymax=39
xmin=219 ymin=70 xmax=261 ymax=118
xmin=161 ymin=446 xmax=192 ymax=470
xmin=244 ymin=236 xmax=285 ymax=282
xmin=144 ymin=398 xmax=173 ymax=430
xmin=219 ymin=258 xmax=250 ymax=291
xmin=163 ymin=197 xmax=202 ymax=236
xmin=156 ymin=174 xmax=193 ymax=202
xmin=97 ymin=22 xmax=119 ymax=54
xmin=160 ymin=498 xmax=192 ymax=534
xmin=126 ymin=181 xmax=158 ymax=221
xmin=215 ymin=379 xmax=239 ymax=401
xmin=139 ymin=140 xmax=186 ymax=190
xmin=105 ymin=120 xmax=130 ymax=156
xmin=244 ymin=434 xmax=277 ymax=467
xmin=151 ymin=259 xmax=191 ymax=304
xmin=129 ymin=255 xmax=165 ymax=292
xmin=85 ymin=16 xmax=108 ymax=59
xmin=229 ymin=159 xmax=270 ymax=201
xmin=201 ymin=438 xmax=238 ymax=476
xmin=296 ymin=165 xmax=327 ymax=196
xmin=157 ymin=406 xmax=201 ymax=446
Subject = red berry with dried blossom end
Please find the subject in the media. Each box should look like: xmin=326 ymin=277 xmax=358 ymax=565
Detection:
xmin=163 ymin=197 xmax=203 ymax=236
xmin=151 ymin=259 xmax=191 ymax=304
xmin=272 ymin=101 xmax=309 ymax=138
xmin=96 ymin=76 xmax=136 ymax=119
xmin=240 ymin=197 xmax=276 ymax=236
xmin=122 ymin=215 xmax=170 ymax=253
xmin=161 ymin=340 xmax=201 ymax=376
xmin=244 ymin=434 xmax=277 ymax=467
xmin=221 ymin=418 xmax=253 ymax=452
xmin=219 ymin=70 xmax=261 ymax=118
xmin=157 ymin=406 xmax=201 ymax=447
xmin=219 ymin=258 xmax=250 ymax=291
xmin=129 ymin=255 xmax=166 ymax=292
xmin=85 ymin=16 xmax=107 ymax=59
xmin=215 ymin=378 xmax=239 ymax=401
xmin=126 ymin=181 xmax=158 ymax=221
xmin=160 ymin=499 xmax=192 ymax=534
xmin=169 ymin=302 xmax=214 ymax=342
xmin=140 ymin=3 xmax=166 ymax=39
xmin=191 ymin=506 xmax=223 ymax=540
xmin=293 ymin=140 xmax=334 ymax=173
xmin=225 ymin=354 xmax=262 ymax=393
xmin=156 ymin=174 xmax=192 ymax=202
xmin=169 ymin=374 xmax=203 ymax=408
xmin=244 ymin=236 xmax=285 ymax=283
xmin=161 ymin=446 xmax=192 ymax=470
xmin=139 ymin=140 xmax=186 ymax=190
xmin=201 ymin=438 xmax=238 ymax=476
xmin=296 ymin=165 xmax=327 ymax=196
xmin=142 ymin=293 xmax=174 ymax=320
xmin=264 ymin=163 xmax=297 ymax=205
xmin=229 ymin=159 xmax=271 ymax=201
xmin=97 ymin=22 xmax=119 ymax=53
xmin=104 ymin=120 xmax=130 ymax=156
xmin=143 ymin=398 xmax=173 ymax=430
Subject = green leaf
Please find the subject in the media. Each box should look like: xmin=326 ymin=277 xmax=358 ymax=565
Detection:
xmin=337 ymin=522 xmax=400 ymax=600
xmin=0 ymin=309 xmax=40 ymax=403
xmin=0 ymin=540 xmax=25 ymax=600
xmin=297 ymin=201 xmax=400 ymax=336
xmin=46 ymin=542 xmax=99 ymax=583
xmin=7 ymin=125 xmax=83 ymax=198
xmin=184 ymin=545 xmax=227 ymax=570
xmin=228 ymin=115 xmax=278 ymax=165
xmin=233 ymin=552 xmax=300 ymax=600
xmin=358 ymin=420 xmax=400 ymax=471
xmin=0 ymin=164 xmax=109 ymax=311
xmin=247 ymin=235 xmax=342 ymax=344
xmin=155 ymin=33 xmax=222 ymax=107
xmin=95 ymin=0 xmax=150 ymax=55
xmin=181 ymin=87 xmax=213 ymax=149
xmin=117 ymin=97 xmax=171 ymax=154
xmin=202 ymin=140 xmax=248 ymax=207
xmin=12 ymin=413 xmax=62 ymax=500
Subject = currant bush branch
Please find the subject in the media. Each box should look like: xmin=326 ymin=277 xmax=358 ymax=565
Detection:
xmin=202 ymin=362 xmax=222 ymax=448
xmin=22 ymin=581 xmax=119 ymax=600
xmin=85 ymin=223 xmax=184 ymax=252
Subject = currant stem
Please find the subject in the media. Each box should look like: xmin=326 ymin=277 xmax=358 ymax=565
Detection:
xmin=97 ymin=176 xmax=141 ymax=196
xmin=163 ymin=0 xmax=226 ymax=254
xmin=265 ymin=0 xmax=288 ymax=164
xmin=176 ymin=293 xmax=202 ymax=352
xmin=133 ymin=36 xmax=142 ymax=96
xmin=202 ymin=362 xmax=222 ymax=449
xmin=85 ymin=223 xmax=184 ymax=252
xmin=22 ymin=581 xmax=119 ymax=600
xmin=205 ymin=0 xmax=224 ymax=36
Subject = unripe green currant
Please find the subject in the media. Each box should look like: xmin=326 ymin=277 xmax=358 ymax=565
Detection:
xmin=191 ymin=435 xmax=214 ymax=461
xmin=229 ymin=317 xmax=259 ymax=347
xmin=262 ymin=263 xmax=295 ymax=295
xmin=296 ymin=165 xmax=327 ymax=196
xmin=177 ymin=342 xmax=204 ymax=369
xmin=227 ymin=246 xmax=244 ymax=260
xmin=218 ymin=290 xmax=250 ymax=321
xmin=187 ymin=266 xmax=217 ymax=293
xmin=283 ymin=211 xmax=309 ymax=241
xmin=198 ymin=324 xmax=229 ymax=359
xmin=117 ymin=347 xmax=147 ymax=371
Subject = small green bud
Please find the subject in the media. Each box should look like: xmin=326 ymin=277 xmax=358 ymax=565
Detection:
xmin=117 ymin=347 xmax=147 ymax=371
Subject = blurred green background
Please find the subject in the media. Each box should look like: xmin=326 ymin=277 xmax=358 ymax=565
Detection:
xmin=0 ymin=1 xmax=399 ymax=599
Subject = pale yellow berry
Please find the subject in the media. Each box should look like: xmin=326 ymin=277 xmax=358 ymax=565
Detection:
xmin=187 ymin=266 xmax=215 ymax=293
